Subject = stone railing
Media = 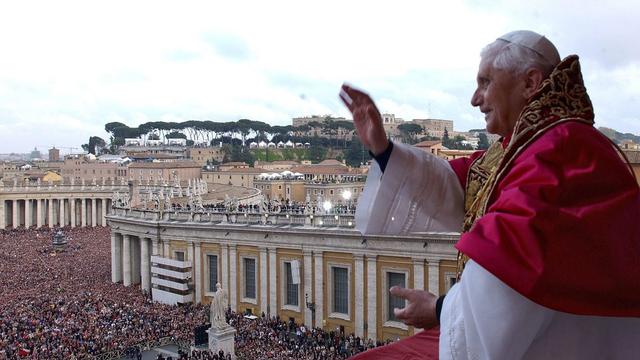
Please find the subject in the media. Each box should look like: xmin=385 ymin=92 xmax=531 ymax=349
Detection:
xmin=0 ymin=183 xmax=128 ymax=193
xmin=111 ymin=207 xmax=356 ymax=228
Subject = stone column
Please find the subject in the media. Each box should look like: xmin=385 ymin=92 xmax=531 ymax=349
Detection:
xmin=303 ymin=250 xmax=313 ymax=327
xmin=413 ymin=258 xmax=425 ymax=291
xmin=0 ymin=200 xmax=5 ymax=229
xmin=24 ymin=199 xmax=33 ymax=229
xmin=259 ymin=247 xmax=268 ymax=316
xmin=427 ymin=259 xmax=440 ymax=296
xmin=412 ymin=258 xmax=426 ymax=333
xmin=268 ymin=247 xmax=277 ymax=317
xmin=141 ymin=238 xmax=151 ymax=293
xmin=194 ymin=242 xmax=202 ymax=303
xmin=59 ymin=199 xmax=65 ymax=227
xmin=36 ymin=199 xmax=43 ymax=228
xmin=313 ymin=252 xmax=324 ymax=329
xmin=152 ymin=238 xmax=160 ymax=256
xmin=366 ymin=256 xmax=377 ymax=340
xmin=81 ymin=199 xmax=87 ymax=227
xmin=132 ymin=237 xmax=141 ymax=284
xmin=70 ymin=199 xmax=76 ymax=228
xmin=91 ymin=198 xmax=97 ymax=227
xmin=102 ymin=198 xmax=108 ymax=226
xmin=12 ymin=200 xmax=18 ymax=228
xmin=163 ymin=240 xmax=170 ymax=257
xmin=47 ymin=198 xmax=53 ymax=228
xmin=111 ymin=233 xmax=122 ymax=282
xmin=229 ymin=245 xmax=237 ymax=311
xmin=354 ymin=254 xmax=365 ymax=338
xmin=221 ymin=244 xmax=229 ymax=297
xmin=123 ymin=234 xmax=132 ymax=286
xmin=24 ymin=199 xmax=31 ymax=228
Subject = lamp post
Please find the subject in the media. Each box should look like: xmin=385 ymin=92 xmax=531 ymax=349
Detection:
xmin=342 ymin=190 xmax=352 ymax=214
xmin=305 ymin=292 xmax=316 ymax=328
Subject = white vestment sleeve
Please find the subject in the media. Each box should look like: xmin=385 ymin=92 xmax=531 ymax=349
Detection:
xmin=439 ymin=260 xmax=554 ymax=360
xmin=355 ymin=142 xmax=464 ymax=235
xmin=439 ymin=260 xmax=640 ymax=359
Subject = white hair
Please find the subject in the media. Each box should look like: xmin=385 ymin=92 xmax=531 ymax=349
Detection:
xmin=481 ymin=40 xmax=556 ymax=77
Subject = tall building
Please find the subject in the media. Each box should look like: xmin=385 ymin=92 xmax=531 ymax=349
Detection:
xmin=49 ymin=147 xmax=60 ymax=162
xmin=30 ymin=148 xmax=43 ymax=160
xmin=412 ymin=119 xmax=454 ymax=138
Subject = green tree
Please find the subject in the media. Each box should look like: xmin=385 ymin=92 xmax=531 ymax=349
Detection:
xmin=477 ymin=133 xmax=490 ymax=150
xmin=398 ymin=123 xmax=423 ymax=144
xmin=166 ymin=131 xmax=187 ymax=139
xmin=442 ymin=128 xmax=452 ymax=148
xmin=308 ymin=143 xmax=327 ymax=163
xmin=344 ymin=136 xmax=370 ymax=167
xmin=81 ymin=136 xmax=107 ymax=155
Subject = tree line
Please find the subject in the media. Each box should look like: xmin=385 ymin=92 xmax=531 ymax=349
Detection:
xmin=81 ymin=118 xmax=487 ymax=166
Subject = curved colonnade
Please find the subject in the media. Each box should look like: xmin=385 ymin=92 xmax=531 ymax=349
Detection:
xmin=108 ymin=209 xmax=459 ymax=342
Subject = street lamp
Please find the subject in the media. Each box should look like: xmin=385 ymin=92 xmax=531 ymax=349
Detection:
xmin=342 ymin=190 xmax=352 ymax=202
xmin=342 ymin=190 xmax=352 ymax=214
xmin=322 ymin=200 xmax=332 ymax=213
xmin=305 ymin=293 xmax=316 ymax=327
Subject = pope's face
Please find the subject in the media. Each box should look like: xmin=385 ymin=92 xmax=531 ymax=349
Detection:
xmin=471 ymin=57 xmax=527 ymax=138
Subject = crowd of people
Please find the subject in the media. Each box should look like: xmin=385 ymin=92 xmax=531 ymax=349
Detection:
xmin=0 ymin=226 xmax=390 ymax=359
xmin=231 ymin=312 xmax=390 ymax=359
xmin=167 ymin=199 xmax=356 ymax=215
xmin=0 ymin=227 xmax=209 ymax=359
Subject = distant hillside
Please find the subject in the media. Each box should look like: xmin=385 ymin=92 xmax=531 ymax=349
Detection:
xmin=599 ymin=127 xmax=640 ymax=144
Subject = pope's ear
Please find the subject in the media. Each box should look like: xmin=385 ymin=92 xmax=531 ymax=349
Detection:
xmin=523 ymin=68 xmax=544 ymax=98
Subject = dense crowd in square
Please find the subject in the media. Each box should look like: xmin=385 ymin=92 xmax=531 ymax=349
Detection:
xmin=0 ymin=227 xmax=388 ymax=359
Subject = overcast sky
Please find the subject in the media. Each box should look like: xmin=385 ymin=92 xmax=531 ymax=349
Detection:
xmin=0 ymin=0 xmax=638 ymax=153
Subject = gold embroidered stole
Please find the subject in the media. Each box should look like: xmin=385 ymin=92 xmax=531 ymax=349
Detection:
xmin=456 ymin=141 xmax=504 ymax=278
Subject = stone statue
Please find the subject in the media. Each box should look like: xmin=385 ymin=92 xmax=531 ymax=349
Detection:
xmin=112 ymin=192 xmax=119 ymax=207
xmin=210 ymin=283 xmax=228 ymax=328
xmin=196 ymin=194 xmax=204 ymax=212
xmin=164 ymin=194 xmax=171 ymax=210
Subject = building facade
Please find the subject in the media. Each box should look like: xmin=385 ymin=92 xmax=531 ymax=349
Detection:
xmin=107 ymin=208 xmax=459 ymax=342
xmin=254 ymin=179 xmax=306 ymax=202
xmin=61 ymin=155 xmax=129 ymax=183
xmin=202 ymin=168 xmax=265 ymax=188
xmin=0 ymin=182 xmax=125 ymax=229
xmin=187 ymin=147 xmax=225 ymax=167
xmin=128 ymin=161 xmax=201 ymax=183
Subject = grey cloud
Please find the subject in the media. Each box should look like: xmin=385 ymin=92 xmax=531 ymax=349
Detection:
xmin=203 ymin=32 xmax=251 ymax=61
xmin=165 ymin=50 xmax=201 ymax=62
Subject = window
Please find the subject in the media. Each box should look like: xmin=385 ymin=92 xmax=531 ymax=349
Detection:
xmin=208 ymin=255 xmax=218 ymax=292
xmin=243 ymin=258 xmax=257 ymax=300
xmin=444 ymin=271 xmax=457 ymax=292
xmin=387 ymin=272 xmax=406 ymax=322
xmin=284 ymin=261 xmax=299 ymax=306
xmin=332 ymin=267 xmax=349 ymax=314
xmin=175 ymin=251 xmax=185 ymax=261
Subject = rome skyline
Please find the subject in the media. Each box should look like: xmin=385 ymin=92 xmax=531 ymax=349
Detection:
xmin=1 ymin=0 xmax=639 ymax=153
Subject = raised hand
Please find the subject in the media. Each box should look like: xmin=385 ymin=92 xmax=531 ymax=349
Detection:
xmin=339 ymin=83 xmax=389 ymax=156
xmin=390 ymin=286 xmax=439 ymax=329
